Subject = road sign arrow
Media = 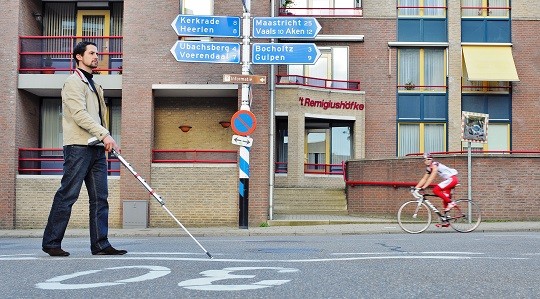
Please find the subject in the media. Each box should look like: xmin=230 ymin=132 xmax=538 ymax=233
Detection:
xmin=223 ymin=74 xmax=267 ymax=84
xmin=170 ymin=41 xmax=240 ymax=64
xmin=171 ymin=15 xmax=241 ymax=38
xmin=251 ymin=43 xmax=321 ymax=65
xmin=252 ymin=17 xmax=321 ymax=39
xmin=232 ymin=135 xmax=253 ymax=147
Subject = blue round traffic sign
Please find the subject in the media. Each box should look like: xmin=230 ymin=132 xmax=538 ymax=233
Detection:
xmin=231 ymin=110 xmax=257 ymax=136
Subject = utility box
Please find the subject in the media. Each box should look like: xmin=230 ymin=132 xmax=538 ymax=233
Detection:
xmin=123 ymin=200 xmax=148 ymax=228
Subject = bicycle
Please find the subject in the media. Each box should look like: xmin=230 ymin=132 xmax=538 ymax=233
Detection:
xmin=397 ymin=187 xmax=481 ymax=234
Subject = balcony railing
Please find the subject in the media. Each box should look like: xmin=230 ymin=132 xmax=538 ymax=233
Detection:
xmin=18 ymin=148 xmax=237 ymax=175
xmin=277 ymin=74 xmax=361 ymax=91
xmin=274 ymin=162 xmax=345 ymax=175
xmin=152 ymin=149 xmax=237 ymax=163
xmin=18 ymin=148 xmax=120 ymax=175
xmin=278 ymin=7 xmax=362 ymax=17
xmin=19 ymin=36 xmax=123 ymax=74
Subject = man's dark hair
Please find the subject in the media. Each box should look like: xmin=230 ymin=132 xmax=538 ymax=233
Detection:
xmin=73 ymin=41 xmax=97 ymax=63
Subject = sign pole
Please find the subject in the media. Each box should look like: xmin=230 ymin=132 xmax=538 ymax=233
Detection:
xmin=238 ymin=3 xmax=251 ymax=229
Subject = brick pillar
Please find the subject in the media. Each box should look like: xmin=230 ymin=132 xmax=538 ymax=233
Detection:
xmin=447 ymin=0 xmax=463 ymax=151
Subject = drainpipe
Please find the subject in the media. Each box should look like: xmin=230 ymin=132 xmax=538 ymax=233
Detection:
xmin=268 ymin=0 xmax=276 ymax=220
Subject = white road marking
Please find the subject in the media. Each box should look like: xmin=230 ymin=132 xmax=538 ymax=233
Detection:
xmin=35 ymin=265 xmax=171 ymax=290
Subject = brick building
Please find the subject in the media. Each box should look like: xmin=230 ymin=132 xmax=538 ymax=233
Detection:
xmin=1 ymin=0 xmax=539 ymax=229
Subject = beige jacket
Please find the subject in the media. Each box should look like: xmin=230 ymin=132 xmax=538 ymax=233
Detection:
xmin=61 ymin=69 xmax=110 ymax=146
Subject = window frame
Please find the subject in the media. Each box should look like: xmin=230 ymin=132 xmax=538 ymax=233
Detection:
xmin=398 ymin=47 xmax=447 ymax=92
xmin=397 ymin=122 xmax=447 ymax=156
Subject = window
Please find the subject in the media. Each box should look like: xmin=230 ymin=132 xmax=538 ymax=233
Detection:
xmin=461 ymin=0 xmax=509 ymax=18
xmin=181 ymin=0 xmax=213 ymax=41
xmin=182 ymin=0 xmax=213 ymax=15
xmin=288 ymin=47 xmax=348 ymax=88
xmin=462 ymin=95 xmax=510 ymax=151
xmin=276 ymin=117 xmax=288 ymax=173
xmin=292 ymin=0 xmax=357 ymax=8
xmin=398 ymin=123 xmax=445 ymax=156
xmin=41 ymin=98 xmax=122 ymax=150
xmin=304 ymin=119 xmax=352 ymax=174
xmin=398 ymin=48 xmax=446 ymax=92
xmin=398 ymin=0 xmax=446 ymax=17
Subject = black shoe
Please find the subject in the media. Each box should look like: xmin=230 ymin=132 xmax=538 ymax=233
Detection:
xmin=43 ymin=247 xmax=70 ymax=256
xmin=93 ymin=246 xmax=127 ymax=255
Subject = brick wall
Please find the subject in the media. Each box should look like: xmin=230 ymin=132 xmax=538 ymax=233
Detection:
xmin=346 ymin=155 xmax=540 ymax=221
xmin=15 ymin=176 xmax=121 ymax=229
xmin=15 ymin=163 xmax=238 ymax=229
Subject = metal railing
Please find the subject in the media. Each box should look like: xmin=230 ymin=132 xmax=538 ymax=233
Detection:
xmin=19 ymin=36 xmax=123 ymax=74
xmin=18 ymin=148 xmax=120 ymax=175
xmin=277 ymin=74 xmax=361 ymax=91
xmin=304 ymin=162 xmax=345 ymax=175
xmin=152 ymin=149 xmax=237 ymax=164
xmin=278 ymin=7 xmax=362 ymax=17
xmin=18 ymin=148 xmax=237 ymax=175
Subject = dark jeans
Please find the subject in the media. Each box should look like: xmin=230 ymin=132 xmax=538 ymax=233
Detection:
xmin=42 ymin=145 xmax=111 ymax=254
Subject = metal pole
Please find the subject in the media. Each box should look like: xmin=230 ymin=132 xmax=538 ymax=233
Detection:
xmin=467 ymin=141 xmax=472 ymax=221
xmin=268 ymin=0 xmax=276 ymax=220
xmin=238 ymin=2 xmax=252 ymax=229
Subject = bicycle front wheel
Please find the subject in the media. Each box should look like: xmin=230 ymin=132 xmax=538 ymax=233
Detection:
xmin=397 ymin=201 xmax=432 ymax=234
xmin=448 ymin=199 xmax=482 ymax=233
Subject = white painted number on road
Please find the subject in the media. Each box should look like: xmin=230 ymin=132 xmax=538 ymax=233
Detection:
xmin=35 ymin=265 xmax=171 ymax=290
xmin=178 ymin=267 xmax=299 ymax=291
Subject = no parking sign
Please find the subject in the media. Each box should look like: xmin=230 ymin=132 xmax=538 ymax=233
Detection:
xmin=231 ymin=110 xmax=257 ymax=136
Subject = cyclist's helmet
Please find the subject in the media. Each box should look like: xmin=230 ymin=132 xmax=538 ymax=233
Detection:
xmin=423 ymin=153 xmax=433 ymax=160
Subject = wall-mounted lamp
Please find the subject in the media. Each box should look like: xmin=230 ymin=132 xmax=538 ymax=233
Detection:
xmin=179 ymin=125 xmax=192 ymax=132
xmin=219 ymin=121 xmax=231 ymax=128
xmin=32 ymin=12 xmax=43 ymax=23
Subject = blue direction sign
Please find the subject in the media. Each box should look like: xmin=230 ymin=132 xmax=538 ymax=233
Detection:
xmin=252 ymin=17 xmax=321 ymax=39
xmin=252 ymin=43 xmax=321 ymax=65
xmin=171 ymin=15 xmax=241 ymax=38
xmin=170 ymin=41 xmax=240 ymax=64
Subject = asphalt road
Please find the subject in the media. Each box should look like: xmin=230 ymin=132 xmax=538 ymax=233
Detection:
xmin=1 ymin=232 xmax=539 ymax=298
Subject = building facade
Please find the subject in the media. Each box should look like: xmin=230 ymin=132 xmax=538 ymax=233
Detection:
xmin=1 ymin=0 xmax=539 ymax=229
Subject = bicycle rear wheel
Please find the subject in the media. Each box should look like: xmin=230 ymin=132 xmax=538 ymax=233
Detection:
xmin=397 ymin=200 xmax=431 ymax=234
xmin=448 ymin=199 xmax=481 ymax=233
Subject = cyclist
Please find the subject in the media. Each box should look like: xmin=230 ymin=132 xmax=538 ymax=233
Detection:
xmin=412 ymin=153 xmax=459 ymax=227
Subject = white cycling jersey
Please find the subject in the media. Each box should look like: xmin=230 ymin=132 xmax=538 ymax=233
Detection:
xmin=426 ymin=161 xmax=458 ymax=180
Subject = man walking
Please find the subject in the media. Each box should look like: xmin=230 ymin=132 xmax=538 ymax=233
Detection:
xmin=42 ymin=41 xmax=127 ymax=256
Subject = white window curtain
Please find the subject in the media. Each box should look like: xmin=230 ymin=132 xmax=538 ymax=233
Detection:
xmin=487 ymin=123 xmax=509 ymax=150
xmin=424 ymin=0 xmax=445 ymax=16
xmin=424 ymin=124 xmax=444 ymax=153
xmin=399 ymin=124 xmax=420 ymax=156
xmin=424 ymin=49 xmax=445 ymax=90
xmin=489 ymin=0 xmax=507 ymax=17
xmin=41 ymin=99 xmax=63 ymax=154
xmin=399 ymin=0 xmax=419 ymax=16
xmin=462 ymin=0 xmax=482 ymax=17
xmin=399 ymin=49 xmax=420 ymax=87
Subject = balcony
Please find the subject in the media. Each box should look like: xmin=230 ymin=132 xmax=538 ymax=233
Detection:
xmin=18 ymin=36 xmax=123 ymax=97
xmin=19 ymin=36 xmax=123 ymax=74
xmin=277 ymin=74 xmax=361 ymax=91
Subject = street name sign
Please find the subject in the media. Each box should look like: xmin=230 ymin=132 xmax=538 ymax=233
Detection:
xmin=171 ymin=15 xmax=241 ymax=37
xmin=223 ymin=74 xmax=267 ymax=84
xmin=170 ymin=41 xmax=240 ymax=64
xmin=252 ymin=17 xmax=321 ymax=39
xmin=232 ymin=135 xmax=253 ymax=147
xmin=251 ymin=43 xmax=321 ymax=65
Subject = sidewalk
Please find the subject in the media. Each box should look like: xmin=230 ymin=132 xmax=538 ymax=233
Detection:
xmin=1 ymin=216 xmax=539 ymax=238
